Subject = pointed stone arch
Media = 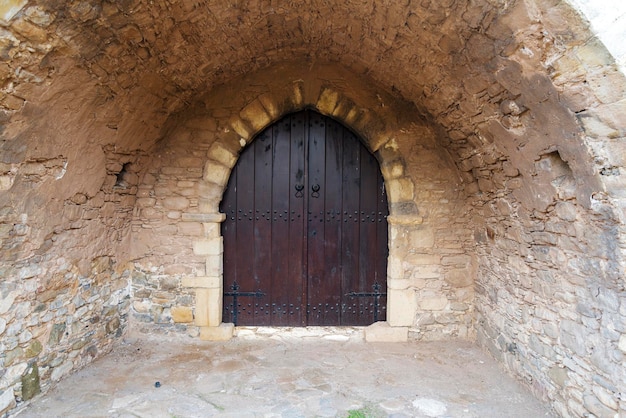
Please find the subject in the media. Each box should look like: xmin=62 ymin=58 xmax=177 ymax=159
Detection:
xmin=181 ymin=73 xmax=422 ymax=340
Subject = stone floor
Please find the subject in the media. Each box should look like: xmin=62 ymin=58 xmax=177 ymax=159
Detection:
xmin=12 ymin=326 xmax=556 ymax=418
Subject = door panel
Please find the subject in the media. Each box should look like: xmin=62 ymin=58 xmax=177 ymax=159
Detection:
xmin=221 ymin=110 xmax=387 ymax=326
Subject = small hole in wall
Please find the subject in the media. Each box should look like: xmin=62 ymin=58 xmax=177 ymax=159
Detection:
xmin=486 ymin=226 xmax=496 ymax=241
xmin=115 ymin=163 xmax=132 ymax=188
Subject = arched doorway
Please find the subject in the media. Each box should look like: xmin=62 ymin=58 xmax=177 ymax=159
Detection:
xmin=220 ymin=110 xmax=389 ymax=326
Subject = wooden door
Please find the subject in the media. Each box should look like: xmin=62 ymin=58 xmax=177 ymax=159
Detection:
xmin=221 ymin=110 xmax=388 ymax=326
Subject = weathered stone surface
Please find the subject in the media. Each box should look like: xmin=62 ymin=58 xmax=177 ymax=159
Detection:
xmin=364 ymin=322 xmax=408 ymax=342
xmin=444 ymin=270 xmax=473 ymax=288
xmin=199 ymin=323 xmax=234 ymax=341
xmin=51 ymin=360 xmax=74 ymax=382
xmin=192 ymin=238 xmax=223 ymax=256
xmin=162 ymin=197 xmax=189 ymax=211
xmin=21 ymin=363 xmax=41 ymax=401
xmin=0 ymin=388 xmax=16 ymax=415
xmin=170 ymin=306 xmax=193 ymax=323
xmin=0 ymin=1 xmax=623 ymax=417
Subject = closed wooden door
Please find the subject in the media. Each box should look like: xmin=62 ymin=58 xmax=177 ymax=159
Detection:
xmin=221 ymin=110 xmax=388 ymax=326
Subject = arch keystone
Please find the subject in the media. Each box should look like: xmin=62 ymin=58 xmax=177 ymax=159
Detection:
xmin=317 ymin=87 xmax=340 ymax=115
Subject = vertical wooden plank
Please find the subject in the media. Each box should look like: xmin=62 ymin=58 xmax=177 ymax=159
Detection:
xmin=340 ymin=128 xmax=361 ymax=325
xmin=320 ymin=117 xmax=342 ymax=325
xmin=253 ymin=127 xmax=273 ymax=326
xmin=234 ymin=141 xmax=256 ymax=325
xmin=306 ymin=111 xmax=328 ymax=325
xmin=289 ymin=112 xmax=307 ymax=325
xmin=358 ymin=143 xmax=380 ymax=325
xmin=270 ymin=116 xmax=292 ymax=326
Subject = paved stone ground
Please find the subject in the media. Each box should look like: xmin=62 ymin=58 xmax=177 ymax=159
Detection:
xmin=12 ymin=327 xmax=556 ymax=418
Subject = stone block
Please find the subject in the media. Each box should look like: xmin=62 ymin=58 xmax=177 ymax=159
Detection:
xmin=444 ymin=270 xmax=473 ymax=288
xmin=171 ymin=306 xmax=193 ymax=323
xmin=380 ymin=161 xmax=404 ymax=179
xmin=51 ymin=360 xmax=73 ymax=382
xmin=548 ymin=366 xmax=568 ymax=387
xmin=181 ymin=276 xmax=221 ymax=289
xmin=316 ymin=87 xmax=339 ymax=114
xmin=0 ymin=291 xmax=18 ymax=314
xmin=387 ymin=256 xmax=404 ymax=280
xmin=203 ymin=161 xmax=230 ymax=186
xmin=21 ymin=363 xmax=40 ymax=401
xmin=418 ymin=295 xmax=448 ymax=311
xmin=207 ymin=143 xmax=237 ymax=168
xmin=0 ymin=388 xmax=15 ymax=416
xmin=364 ymin=321 xmax=408 ymax=342
xmin=181 ymin=212 xmax=226 ymax=223
xmin=205 ymin=254 xmax=223 ymax=276
xmin=259 ymin=93 xmax=281 ymax=119
xmin=560 ymin=320 xmax=587 ymax=356
xmin=133 ymin=300 xmax=150 ymax=313
xmin=554 ymin=201 xmax=577 ymax=222
xmin=240 ymin=99 xmax=271 ymax=132
xmin=163 ymin=196 xmax=189 ymax=211
xmin=192 ymin=237 xmax=223 ymax=256
xmin=411 ymin=265 xmax=440 ymax=280
xmin=441 ymin=255 xmax=471 ymax=267
xmin=387 ymin=178 xmax=414 ymax=202
xmin=0 ymin=175 xmax=14 ymax=191
xmin=387 ymin=288 xmax=417 ymax=327
xmin=388 ymin=215 xmax=423 ymax=226
xmin=583 ymin=393 xmax=617 ymax=418
xmin=410 ymin=228 xmax=434 ymax=248
xmin=178 ymin=221 xmax=203 ymax=236
xmin=229 ymin=117 xmax=252 ymax=142
xmin=388 ymin=278 xmax=410 ymax=290
xmin=592 ymin=385 xmax=618 ymax=410
xmin=203 ymin=222 xmax=221 ymax=238
xmin=199 ymin=323 xmax=234 ymax=341
xmin=195 ymin=288 xmax=221 ymax=327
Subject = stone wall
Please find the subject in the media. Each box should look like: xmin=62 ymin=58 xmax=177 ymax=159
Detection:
xmin=475 ymin=192 xmax=625 ymax=417
xmin=0 ymin=147 xmax=142 ymax=414
xmin=129 ymin=63 xmax=476 ymax=341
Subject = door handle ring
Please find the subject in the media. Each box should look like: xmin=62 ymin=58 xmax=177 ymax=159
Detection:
xmin=311 ymin=184 xmax=320 ymax=198
xmin=295 ymin=184 xmax=304 ymax=198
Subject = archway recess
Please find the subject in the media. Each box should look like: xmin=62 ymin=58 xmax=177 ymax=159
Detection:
xmin=130 ymin=62 xmax=470 ymax=343
xmin=0 ymin=1 xmax=624 ymax=417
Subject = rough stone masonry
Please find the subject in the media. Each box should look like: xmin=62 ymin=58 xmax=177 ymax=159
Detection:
xmin=0 ymin=1 xmax=625 ymax=417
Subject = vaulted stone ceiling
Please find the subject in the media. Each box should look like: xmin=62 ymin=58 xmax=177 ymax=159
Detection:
xmin=3 ymin=0 xmax=621 ymax=196
xmin=1 ymin=0 xmax=624 ymax=260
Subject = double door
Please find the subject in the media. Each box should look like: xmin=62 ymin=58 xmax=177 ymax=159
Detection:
xmin=221 ymin=110 xmax=388 ymax=326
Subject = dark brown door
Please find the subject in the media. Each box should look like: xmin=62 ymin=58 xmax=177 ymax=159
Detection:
xmin=221 ymin=110 xmax=388 ymax=326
